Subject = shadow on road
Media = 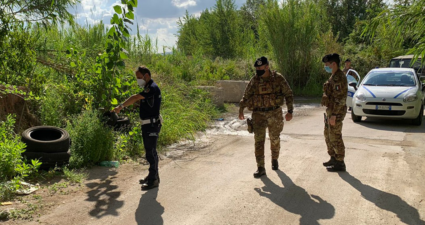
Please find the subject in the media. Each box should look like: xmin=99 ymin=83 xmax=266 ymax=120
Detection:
xmin=85 ymin=169 xmax=124 ymax=218
xmin=339 ymin=172 xmax=425 ymax=225
xmin=135 ymin=188 xmax=164 ymax=225
xmin=255 ymin=170 xmax=335 ymax=225
xmin=353 ymin=116 xmax=425 ymax=134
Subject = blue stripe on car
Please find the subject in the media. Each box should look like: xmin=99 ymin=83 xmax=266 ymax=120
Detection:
xmin=347 ymin=91 xmax=355 ymax=97
xmin=363 ymin=86 xmax=376 ymax=98
xmin=394 ymin=87 xmax=414 ymax=99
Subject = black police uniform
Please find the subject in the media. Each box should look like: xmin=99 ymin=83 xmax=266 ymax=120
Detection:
xmin=139 ymin=79 xmax=162 ymax=182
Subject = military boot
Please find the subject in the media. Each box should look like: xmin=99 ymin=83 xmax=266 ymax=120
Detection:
xmin=326 ymin=160 xmax=346 ymax=172
xmin=272 ymin=159 xmax=279 ymax=170
xmin=323 ymin=156 xmax=337 ymax=167
xmin=254 ymin=167 xmax=266 ymax=178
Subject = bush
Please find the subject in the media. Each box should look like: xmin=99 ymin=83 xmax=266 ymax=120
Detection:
xmin=0 ymin=115 xmax=28 ymax=181
xmin=39 ymin=84 xmax=84 ymax=127
xmin=0 ymin=115 xmax=41 ymax=201
xmin=66 ymin=110 xmax=115 ymax=168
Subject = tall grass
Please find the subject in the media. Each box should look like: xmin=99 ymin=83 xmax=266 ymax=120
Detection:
xmin=260 ymin=0 xmax=325 ymax=90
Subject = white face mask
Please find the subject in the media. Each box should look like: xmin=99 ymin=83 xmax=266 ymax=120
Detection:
xmin=137 ymin=79 xmax=146 ymax=88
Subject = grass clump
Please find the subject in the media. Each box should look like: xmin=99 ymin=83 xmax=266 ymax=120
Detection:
xmin=62 ymin=167 xmax=88 ymax=184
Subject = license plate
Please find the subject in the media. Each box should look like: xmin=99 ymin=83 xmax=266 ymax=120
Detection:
xmin=377 ymin=105 xmax=390 ymax=110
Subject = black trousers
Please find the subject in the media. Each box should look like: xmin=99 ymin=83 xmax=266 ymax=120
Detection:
xmin=142 ymin=123 xmax=161 ymax=180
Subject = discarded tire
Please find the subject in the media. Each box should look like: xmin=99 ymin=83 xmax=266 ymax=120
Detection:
xmin=102 ymin=111 xmax=131 ymax=132
xmin=21 ymin=126 xmax=70 ymax=153
xmin=115 ymin=117 xmax=131 ymax=132
xmin=22 ymin=151 xmax=71 ymax=170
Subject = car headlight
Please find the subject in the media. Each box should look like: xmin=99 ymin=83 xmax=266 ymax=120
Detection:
xmin=404 ymin=93 xmax=417 ymax=102
xmin=356 ymin=92 xmax=366 ymax=102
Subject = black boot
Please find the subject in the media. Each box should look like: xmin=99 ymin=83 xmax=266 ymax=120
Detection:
xmin=139 ymin=176 xmax=148 ymax=184
xmin=139 ymin=176 xmax=160 ymax=184
xmin=323 ymin=156 xmax=337 ymax=167
xmin=326 ymin=160 xmax=346 ymax=172
xmin=141 ymin=179 xmax=159 ymax=190
xmin=254 ymin=167 xmax=266 ymax=178
xmin=272 ymin=159 xmax=279 ymax=170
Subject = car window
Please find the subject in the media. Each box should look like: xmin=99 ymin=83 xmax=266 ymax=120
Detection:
xmin=362 ymin=71 xmax=416 ymax=86
xmin=390 ymin=59 xmax=422 ymax=69
xmin=347 ymin=75 xmax=357 ymax=84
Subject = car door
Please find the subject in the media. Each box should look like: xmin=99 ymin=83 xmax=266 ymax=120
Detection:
xmin=346 ymin=69 xmax=361 ymax=108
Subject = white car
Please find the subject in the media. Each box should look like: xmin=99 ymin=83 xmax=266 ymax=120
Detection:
xmin=351 ymin=68 xmax=425 ymax=125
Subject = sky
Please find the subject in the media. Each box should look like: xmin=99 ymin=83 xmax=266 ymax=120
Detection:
xmin=70 ymin=0 xmax=247 ymax=53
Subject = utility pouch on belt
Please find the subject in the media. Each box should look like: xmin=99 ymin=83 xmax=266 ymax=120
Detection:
xmin=247 ymin=118 xmax=254 ymax=133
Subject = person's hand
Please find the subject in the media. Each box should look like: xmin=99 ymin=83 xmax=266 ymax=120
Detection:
xmin=239 ymin=111 xmax=245 ymax=120
xmin=330 ymin=115 xmax=336 ymax=126
xmin=285 ymin=113 xmax=293 ymax=121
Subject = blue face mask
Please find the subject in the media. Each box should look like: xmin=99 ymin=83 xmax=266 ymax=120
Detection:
xmin=324 ymin=66 xmax=332 ymax=73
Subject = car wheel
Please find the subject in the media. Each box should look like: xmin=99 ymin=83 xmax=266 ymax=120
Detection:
xmin=412 ymin=105 xmax=423 ymax=126
xmin=351 ymin=110 xmax=362 ymax=122
xmin=21 ymin=126 xmax=70 ymax=153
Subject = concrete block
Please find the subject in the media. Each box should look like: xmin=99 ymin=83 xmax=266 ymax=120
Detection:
xmin=216 ymin=80 xmax=249 ymax=103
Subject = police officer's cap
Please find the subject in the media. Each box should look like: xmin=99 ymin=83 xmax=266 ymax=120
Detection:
xmin=254 ymin=56 xmax=269 ymax=67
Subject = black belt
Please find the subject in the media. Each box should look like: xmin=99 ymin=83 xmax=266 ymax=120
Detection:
xmin=253 ymin=106 xmax=280 ymax=112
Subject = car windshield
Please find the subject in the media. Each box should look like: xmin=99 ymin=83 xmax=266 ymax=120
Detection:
xmin=390 ymin=59 xmax=422 ymax=69
xmin=362 ymin=71 xmax=416 ymax=86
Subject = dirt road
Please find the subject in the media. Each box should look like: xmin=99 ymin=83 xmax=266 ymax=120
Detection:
xmin=7 ymin=103 xmax=425 ymax=225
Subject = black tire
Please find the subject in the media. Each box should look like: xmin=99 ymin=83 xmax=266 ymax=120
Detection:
xmin=21 ymin=126 xmax=70 ymax=153
xmin=22 ymin=151 xmax=71 ymax=162
xmin=351 ymin=110 xmax=362 ymax=123
xmin=412 ymin=106 xmax=423 ymax=126
xmin=22 ymin=151 xmax=71 ymax=170
xmin=114 ymin=117 xmax=131 ymax=132
xmin=38 ymin=161 xmax=69 ymax=170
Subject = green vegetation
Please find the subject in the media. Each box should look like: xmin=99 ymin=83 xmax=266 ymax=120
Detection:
xmin=0 ymin=0 xmax=423 ymax=205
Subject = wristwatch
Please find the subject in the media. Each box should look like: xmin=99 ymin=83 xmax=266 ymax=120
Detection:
xmin=288 ymin=109 xmax=293 ymax=114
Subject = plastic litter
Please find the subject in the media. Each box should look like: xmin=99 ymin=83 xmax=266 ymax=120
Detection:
xmin=0 ymin=202 xmax=12 ymax=206
xmin=4 ymin=181 xmax=39 ymax=195
xmin=99 ymin=161 xmax=120 ymax=168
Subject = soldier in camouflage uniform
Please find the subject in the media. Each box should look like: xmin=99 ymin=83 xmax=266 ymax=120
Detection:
xmin=321 ymin=53 xmax=348 ymax=172
xmin=239 ymin=56 xmax=294 ymax=178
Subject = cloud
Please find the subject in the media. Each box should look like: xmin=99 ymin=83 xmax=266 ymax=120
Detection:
xmin=70 ymin=0 xmax=248 ymax=50
xmin=172 ymin=0 xmax=197 ymax=8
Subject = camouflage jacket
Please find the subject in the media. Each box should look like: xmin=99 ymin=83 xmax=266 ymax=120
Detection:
xmin=321 ymin=69 xmax=348 ymax=115
xmin=239 ymin=70 xmax=294 ymax=112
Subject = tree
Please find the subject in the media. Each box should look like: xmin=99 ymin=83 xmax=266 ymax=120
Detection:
xmin=0 ymin=0 xmax=78 ymax=35
xmin=365 ymin=0 xmax=425 ymax=63
xmin=240 ymin=0 xmax=266 ymax=40
xmin=321 ymin=0 xmax=386 ymax=42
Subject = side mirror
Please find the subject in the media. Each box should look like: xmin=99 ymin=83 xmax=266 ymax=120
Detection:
xmin=349 ymin=82 xmax=358 ymax=91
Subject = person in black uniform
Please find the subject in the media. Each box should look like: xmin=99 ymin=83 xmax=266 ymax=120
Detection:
xmin=112 ymin=66 xmax=162 ymax=191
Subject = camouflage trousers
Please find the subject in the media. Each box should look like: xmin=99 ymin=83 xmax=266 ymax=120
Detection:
xmin=252 ymin=107 xmax=284 ymax=167
xmin=324 ymin=110 xmax=346 ymax=161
